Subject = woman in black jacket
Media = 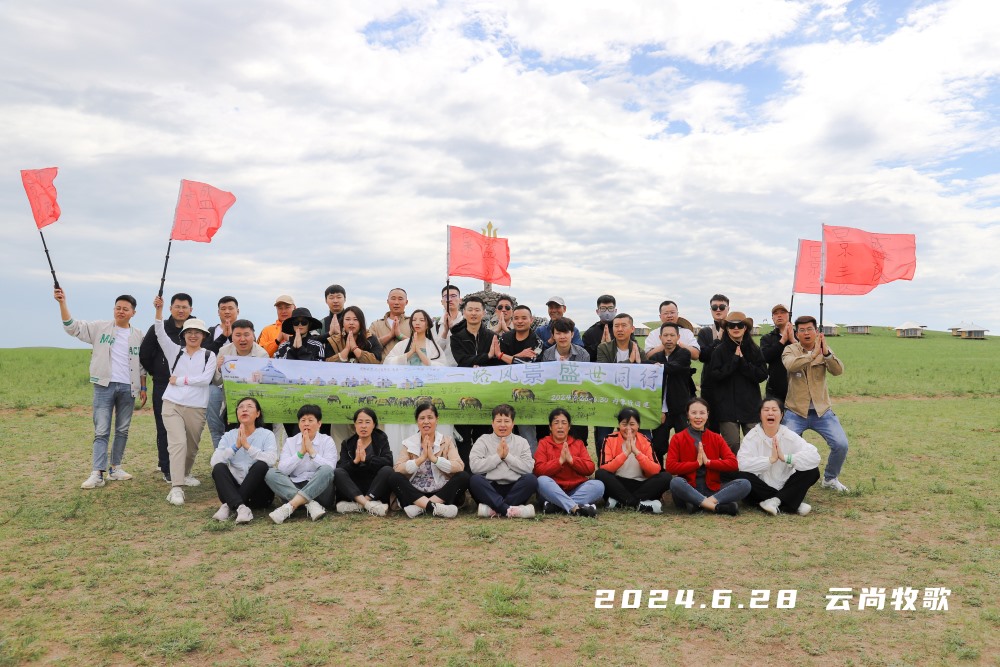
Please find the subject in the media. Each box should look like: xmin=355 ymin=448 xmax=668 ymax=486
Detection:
xmin=705 ymin=311 xmax=767 ymax=455
xmin=333 ymin=408 xmax=394 ymax=516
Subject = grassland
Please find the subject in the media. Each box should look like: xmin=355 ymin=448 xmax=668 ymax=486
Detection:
xmin=0 ymin=329 xmax=997 ymax=666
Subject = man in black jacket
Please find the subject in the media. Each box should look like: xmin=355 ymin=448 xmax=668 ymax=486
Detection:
xmin=696 ymin=293 xmax=729 ymax=432
xmin=204 ymin=296 xmax=240 ymax=448
xmin=582 ymin=294 xmax=618 ymax=361
xmin=647 ymin=322 xmax=694 ymax=465
xmin=449 ymin=296 xmax=502 ymax=465
xmin=760 ymin=304 xmax=795 ymax=403
xmin=139 ymin=292 xmax=196 ymax=482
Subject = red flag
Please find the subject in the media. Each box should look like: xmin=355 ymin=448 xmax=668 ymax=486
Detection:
xmin=823 ymin=225 xmax=916 ymax=283
xmin=793 ymin=240 xmax=875 ymax=295
xmin=170 ymin=179 xmax=236 ymax=242
xmin=21 ymin=167 xmax=61 ymax=229
xmin=447 ymin=225 xmax=511 ymax=285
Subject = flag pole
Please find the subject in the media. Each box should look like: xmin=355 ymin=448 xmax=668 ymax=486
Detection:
xmin=819 ymin=225 xmax=826 ymax=329
xmin=158 ymin=239 xmax=172 ymax=298
xmin=38 ymin=229 xmax=60 ymax=289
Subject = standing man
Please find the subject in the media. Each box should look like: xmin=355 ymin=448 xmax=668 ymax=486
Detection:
xmin=697 ymin=294 xmax=730 ymax=432
xmin=258 ymin=295 xmax=295 ymax=357
xmin=534 ymin=297 xmax=583 ymax=352
xmin=782 ymin=315 xmax=850 ymax=492
xmin=435 ymin=284 xmax=463 ymax=363
xmin=760 ymin=304 xmax=795 ymax=403
xmin=140 ymin=292 xmax=194 ymax=482
xmin=450 ymin=296 xmax=502 ymax=464
xmin=56 ymin=288 xmax=146 ymax=489
xmin=497 ymin=305 xmax=543 ymax=451
xmin=645 ymin=300 xmax=701 ymax=360
xmin=322 ymin=284 xmax=346 ymax=338
xmin=595 ymin=313 xmax=648 ymax=460
xmin=369 ymin=287 xmax=411 ymax=357
xmin=212 ymin=318 xmax=269 ymax=431
xmin=204 ymin=296 xmax=240 ymax=448
xmin=583 ymin=295 xmax=618 ymax=361
xmin=647 ymin=322 xmax=693 ymax=465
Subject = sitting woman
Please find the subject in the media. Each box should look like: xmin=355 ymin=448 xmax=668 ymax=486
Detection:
xmin=736 ymin=397 xmax=821 ymax=516
xmin=327 ymin=306 xmax=379 ymax=364
xmin=596 ymin=408 xmax=671 ymax=513
xmin=534 ymin=408 xmax=603 ymax=517
xmin=469 ymin=404 xmax=537 ymax=519
xmin=209 ymin=396 xmax=277 ymax=523
xmin=333 ymin=408 xmax=394 ymax=517
xmin=275 ymin=308 xmax=326 ymax=361
xmin=388 ymin=403 xmax=470 ymax=518
xmin=665 ymin=398 xmax=750 ymax=516
xmin=265 ymin=404 xmax=338 ymax=524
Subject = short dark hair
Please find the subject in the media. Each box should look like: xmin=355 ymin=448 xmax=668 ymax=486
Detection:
xmin=597 ymin=294 xmax=616 ymax=307
xmin=170 ymin=293 xmax=192 ymax=306
xmin=115 ymin=295 xmax=137 ymax=309
xmin=297 ymin=404 xmax=323 ymax=421
xmin=441 ymin=284 xmax=460 ymax=296
xmin=235 ymin=396 xmax=265 ymax=428
xmin=353 ymin=407 xmax=379 ymax=427
xmin=463 ymin=296 xmax=485 ymax=310
xmin=710 ymin=294 xmax=729 ymax=305
xmin=492 ymin=403 xmax=516 ymax=420
xmin=548 ymin=407 xmax=572 ymax=426
xmin=551 ymin=317 xmax=576 ymax=333
xmin=658 ymin=300 xmax=677 ymax=311
xmin=616 ymin=407 xmax=641 ymax=426
xmin=794 ymin=315 xmax=818 ymax=329
xmin=512 ymin=304 xmax=532 ymax=316
xmin=325 ymin=284 xmax=346 ymax=297
xmin=231 ymin=319 xmax=255 ymax=332
xmin=613 ymin=313 xmax=633 ymax=325
xmin=659 ymin=322 xmax=680 ymax=334
xmin=388 ymin=287 xmax=407 ymax=297
xmin=414 ymin=402 xmax=438 ymax=420
xmin=217 ymin=296 xmax=238 ymax=308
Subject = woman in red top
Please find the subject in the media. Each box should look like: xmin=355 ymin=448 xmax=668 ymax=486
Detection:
xmin=596 ymin=408 xmax=671 ymax=513
xmin=534 ymin=408 xmax=603 ymax=517
xmin=666 ymin=398 xmax=750 ymax=515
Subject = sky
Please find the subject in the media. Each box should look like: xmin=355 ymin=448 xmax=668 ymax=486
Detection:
xmin=2 ymin=0 xmax=998 ymax=349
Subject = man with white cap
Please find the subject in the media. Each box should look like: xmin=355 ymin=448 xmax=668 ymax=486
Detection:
xmin=534 ymin=296 xmax=583 ymax=353
xmin=153 ymin=295 xmax=217 ymax=506
xmin=258 ymin=294 xmax=295 ymax=357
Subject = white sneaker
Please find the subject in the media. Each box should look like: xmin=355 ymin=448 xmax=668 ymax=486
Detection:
xmin=305 ymin=501 xmax=326 ymax=521
xmin=212 ymin=504 xmax=231 ymax=521
xmin=183 ymin=476 xmax=201 ymax=487
xmin=639 ymin=500 xmax=662 ymax=514
xmin=478 ymin=503 xmax=497 ymax=518
xmin=235 ymin=505 xmax=253 ymax=523
xmin=607 ymin=498 xmax=618 ymax=509
xmin=81 ymin=471 xmax=105 ymax=489
xmin=759 ymin=497 xmax=781 ymax=516
xmin=796 ymin=502 xmax=812 ymax=516
xmin=336 ymin=501 xmax=362 ymax=514
xmin=404 ymin=504 xmax=425 ymax=519
xmin=269 ymin=503 xmax=294 ymax=524
xmin=821 ymin=478 xmax=850 ymax=493
xmin=365 ymin=501 xmax=388 ymax=517
xmin=432 ymin=503 xmax=458 ymax=518
xmin=166 ymin=487 xmax=184 ymax=506
xmin=506 ymin=505 xmax=535 ymax=519
xmin=107 ymin=467 xmax=132 ymax=481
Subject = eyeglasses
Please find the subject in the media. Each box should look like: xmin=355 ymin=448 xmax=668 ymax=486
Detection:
xmin=711 ymin=304 xmax=728 ymax=312
xmin=726 ymin=322 xmax=747 ymax=330
xmin=796 ymin=327 xmax=816 ymax=333
xmin=496 ymin=305 xmax=512 ymax=311
xmin=597 ymin=306 xmax=616 ymax=313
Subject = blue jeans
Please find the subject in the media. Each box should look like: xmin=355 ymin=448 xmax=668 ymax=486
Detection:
xmin=669 ymin=477 xmax=751 ymax=508
xmin=206 ymin=384 xmax=226 ymax=448
xmin=265 ymin=465 xmax=336 ymax=507
xmin=782 ymin=409 xmax=849 ymax=481
xmin=536 ymin=476 xmax=604 ymax=513
xmin=92 ymin=382 xmax=134 ymax=471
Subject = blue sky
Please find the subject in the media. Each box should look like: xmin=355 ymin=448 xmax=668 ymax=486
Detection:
xmin=1 ymin=0 xmax=997 ymax=349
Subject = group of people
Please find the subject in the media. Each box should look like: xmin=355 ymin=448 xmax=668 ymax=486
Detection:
xmin=57 ymin=281 xmax=851 ymax=519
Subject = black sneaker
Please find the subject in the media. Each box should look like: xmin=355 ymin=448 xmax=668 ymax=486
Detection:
xmin=542 ymin=501 xmax=558 ymax=515
xmin=576 ymin=504 xmax=598 ymax=518
xmin=715 ymin=502 xmax=739 ymax=516
xmin=637 ymin=503 xmax=655 ymax=514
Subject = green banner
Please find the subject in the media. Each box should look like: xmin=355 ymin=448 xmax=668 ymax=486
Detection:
xmin=221 ymin=357 xmax=662 ymax=426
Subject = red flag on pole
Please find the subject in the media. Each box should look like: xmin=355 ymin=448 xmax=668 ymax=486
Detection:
xmin=793 ymin=240 xmax=875 ymax=295
xmin=170 ymin=179 xmax=236 ymax=242
xmin=447 ymin=225 xmax=511 ymax=285
xmin=20 ymin=167 xmax=61 ymax=229
xmin=823 ymin=225 xmax=916 ymax=283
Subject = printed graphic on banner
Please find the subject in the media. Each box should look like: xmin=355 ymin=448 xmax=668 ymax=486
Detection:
xmin=222 ymin=357 xmax=661 ymax=425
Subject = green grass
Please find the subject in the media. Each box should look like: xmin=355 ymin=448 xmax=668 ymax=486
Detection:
xmin=0 ymin=336 xmax=998 ymax=665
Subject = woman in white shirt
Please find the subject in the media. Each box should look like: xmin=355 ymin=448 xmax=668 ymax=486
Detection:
xmin=209 ymin=397 xmax=277 ymax=523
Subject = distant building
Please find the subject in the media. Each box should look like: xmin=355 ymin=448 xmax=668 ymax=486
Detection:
xmin=846 ymin=324 xmax=871 ymax=335
xmin=821 ymin=324 xmax=839 ymax=336
xmin=958 ymin=323 xmax=989 ymax=340
xmin=258 ymin=361 xmax=290 ymax=384
xmin=894 ymin=321 xmax=926 ymax=338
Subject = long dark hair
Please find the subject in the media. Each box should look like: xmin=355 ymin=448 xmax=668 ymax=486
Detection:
xmin=341 ymin=306 xmax=371 ymax=351
xmin=403 ymin=309 xmax=441 ymax=361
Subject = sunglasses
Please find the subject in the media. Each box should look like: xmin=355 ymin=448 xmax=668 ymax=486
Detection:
xmin=292 ymin=320 xmax=310 ymax=327
xmin=711 ymin=304 xmax=728 ymax=312
xmin=496 ymin=305 xmax=512 ymax=311
xmin=726 ymin=322 xmax=747 ymax=330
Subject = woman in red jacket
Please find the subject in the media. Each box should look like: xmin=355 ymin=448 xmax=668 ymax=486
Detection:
xmin=666 ymin=398 xmax=750 ymax=515
xmin=596 ymin=408 xmax=671 ymax=513
xmin=534 ymin=408 xmax=603 ymax=517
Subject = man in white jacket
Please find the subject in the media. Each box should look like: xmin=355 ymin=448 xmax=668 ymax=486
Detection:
xmin=56 ymin=288 xmax=146 ymax=489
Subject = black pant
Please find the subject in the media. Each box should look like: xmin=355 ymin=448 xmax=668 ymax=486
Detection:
xmin=152 ymin=380 xmax=169 ymax=472
xmin=389 ymin=470 xmax=471 ymax=507
xmin=735 ymin=468 xmax=820 ymax=513
xmin=595 ymin=470 xmax=671 ymax=507
xmin=454 ymin=426 xmax=490 ymax=468
xmin=334 ymin=466 xmax=393 ymax=503
xmin=212 ymin=461 xmax=274 ymax=510
xmin=469 ymin=474 xmax=538 ymax=515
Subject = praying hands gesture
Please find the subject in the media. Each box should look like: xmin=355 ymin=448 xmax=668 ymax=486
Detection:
xmin=601 ymin=324 xmax=611 ymax=344
xmin=734 ymin=343 xmax=743 ymax=358
xmin=488 ymin=335 xmax=502 ymax=360
xmin=768 ymin=434 xmax=785 ymax=465
xmin=497 ymin=437 xmax=509 ymax=460
xmin=780 ymin=322 xmax=795 ymax=344
xmin=236 ymin=423 xmax=251 ymax=450
xmin=328 ymin=315 xmax=341 ymax=336
xmin=696 ymin=443 xmax=710 ymax=468
xmin=559 ymin=442 xmax=573 ymax=466
xmin=628 ymin=342 xmax=641 ymax=363
xmin=292 ymin=329 xmax=303 ymax=349
xmin=353 ymin=442 xmax=367 ymax=464
xmin=300 ymin=430 xmax=316 ymax=458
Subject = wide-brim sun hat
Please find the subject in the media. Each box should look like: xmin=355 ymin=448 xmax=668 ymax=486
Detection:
xmin=281 ymin=307 xmax=323 ymax=334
